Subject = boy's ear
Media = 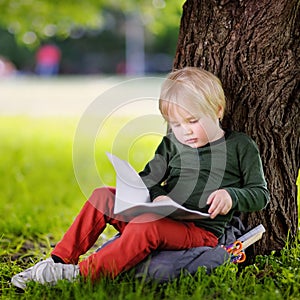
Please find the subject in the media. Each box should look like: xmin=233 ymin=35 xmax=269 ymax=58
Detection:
xmin=217 ymin=105 xmax=224 ymax=120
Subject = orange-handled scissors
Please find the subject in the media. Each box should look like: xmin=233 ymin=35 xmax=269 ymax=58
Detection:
xmin=224 ymin=240 xmax=246 ymax=263
xmin=232 ymin=250 xmax=246 ymax=263
xmin=226 ymin=240 xmax=243 ymax=255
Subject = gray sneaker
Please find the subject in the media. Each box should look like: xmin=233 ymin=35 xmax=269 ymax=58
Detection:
xmin=11 ymin=258 xmax=80 ymax=290
xmin=11 ymin=265 xmax=35 ymax=290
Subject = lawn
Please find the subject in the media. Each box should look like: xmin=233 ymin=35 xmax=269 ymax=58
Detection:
xmin=0 ymin=116 xmax=299 ymax=299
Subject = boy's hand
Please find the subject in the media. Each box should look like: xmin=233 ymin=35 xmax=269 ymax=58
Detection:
xmin=207 ymin=189 xmax=232 ymax=219
xmin=153 ymin=195 xmax=172 ymax=202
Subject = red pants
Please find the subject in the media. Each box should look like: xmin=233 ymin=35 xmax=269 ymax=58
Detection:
xmin=51 ymin=187 xmax=218 ymax=281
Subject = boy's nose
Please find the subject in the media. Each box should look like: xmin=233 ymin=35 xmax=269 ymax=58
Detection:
xmin=183 ymin=125 xmax=192 ymax=134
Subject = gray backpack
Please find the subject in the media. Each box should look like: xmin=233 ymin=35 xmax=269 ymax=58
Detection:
xmin=96 ymin=217 xmax=246 ymax=283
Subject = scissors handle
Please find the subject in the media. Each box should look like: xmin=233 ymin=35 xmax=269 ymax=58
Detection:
xmin=223 ymin=240 xmax=246 ymax=263
xmin=231 ymin=251 xmax=246 ymax=264
xmin=225 ymin=240 xmax=243 ymax=255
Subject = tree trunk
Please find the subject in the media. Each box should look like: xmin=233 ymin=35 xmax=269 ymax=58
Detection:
xmin=173 ymin=0 xmax=299 ymax=255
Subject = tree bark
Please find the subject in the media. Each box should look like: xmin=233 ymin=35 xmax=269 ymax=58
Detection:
xmin=173 ymin=0 xmax=299 ymax=255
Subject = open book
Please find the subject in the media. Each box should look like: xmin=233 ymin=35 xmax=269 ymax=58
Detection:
xmin=239 ymin=224 xmax=266 ymax=250
xmin=106 ymin=153 xmax=210 ymax=220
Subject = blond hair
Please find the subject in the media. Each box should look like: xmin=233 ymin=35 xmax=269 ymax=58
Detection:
xmin=159 ymin=67 xmax=225 ymax=121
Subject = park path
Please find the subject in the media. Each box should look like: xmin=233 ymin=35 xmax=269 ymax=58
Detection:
xmin=0 ymin=75 xmax=161 ymax=117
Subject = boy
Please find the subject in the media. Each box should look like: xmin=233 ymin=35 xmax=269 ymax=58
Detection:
xmin=11 ymin=67 xmax=269 ymax=289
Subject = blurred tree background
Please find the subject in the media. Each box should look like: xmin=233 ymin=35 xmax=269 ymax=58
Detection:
xmin=0 ymin=0 xmax=184 ymax=74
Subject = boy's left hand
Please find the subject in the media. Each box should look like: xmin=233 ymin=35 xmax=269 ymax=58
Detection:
xmin=206 ymin=189 xmax=232 ymax=219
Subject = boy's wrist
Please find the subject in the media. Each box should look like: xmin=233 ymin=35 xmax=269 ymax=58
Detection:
xmin=224 ymin=188 xmax=238 ymax=209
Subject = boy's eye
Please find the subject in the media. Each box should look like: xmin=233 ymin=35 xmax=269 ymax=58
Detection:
xmin=189 ymin=119 xmax=198 ymax=124
xmin=171 ymin=123 xmax=180 ymax=127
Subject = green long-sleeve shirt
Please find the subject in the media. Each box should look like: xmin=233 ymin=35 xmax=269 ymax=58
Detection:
xmin=139 ymin=130 xmax=270 ymax=237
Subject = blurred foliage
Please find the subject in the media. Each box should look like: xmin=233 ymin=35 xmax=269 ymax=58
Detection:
xmin=0 ymin=1 xmax=184 ymax=74
xmin=0 ymin=0 xmax=184 ymax=47
xmin=0 ymin=0 xmax=104 ymax=46
xmin=0 ymin=28 xmax=35 ymax=71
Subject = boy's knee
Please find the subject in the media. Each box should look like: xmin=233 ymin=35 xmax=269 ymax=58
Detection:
xmin=88 ymin=187 xmax=116 ymax=213
xmin=92 ymin=186 xmax=115 ymax=197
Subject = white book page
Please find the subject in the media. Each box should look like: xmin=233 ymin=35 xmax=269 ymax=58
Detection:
xmin=106 ymin=152 xmax=150 ymax=213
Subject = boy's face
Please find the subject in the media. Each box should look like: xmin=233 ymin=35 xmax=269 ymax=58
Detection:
xmin=168 ymin=106 xmax=223 ymax=148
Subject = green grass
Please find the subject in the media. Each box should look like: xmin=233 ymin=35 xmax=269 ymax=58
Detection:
xmin=0 ymin=116 xmax=299 ymax=299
